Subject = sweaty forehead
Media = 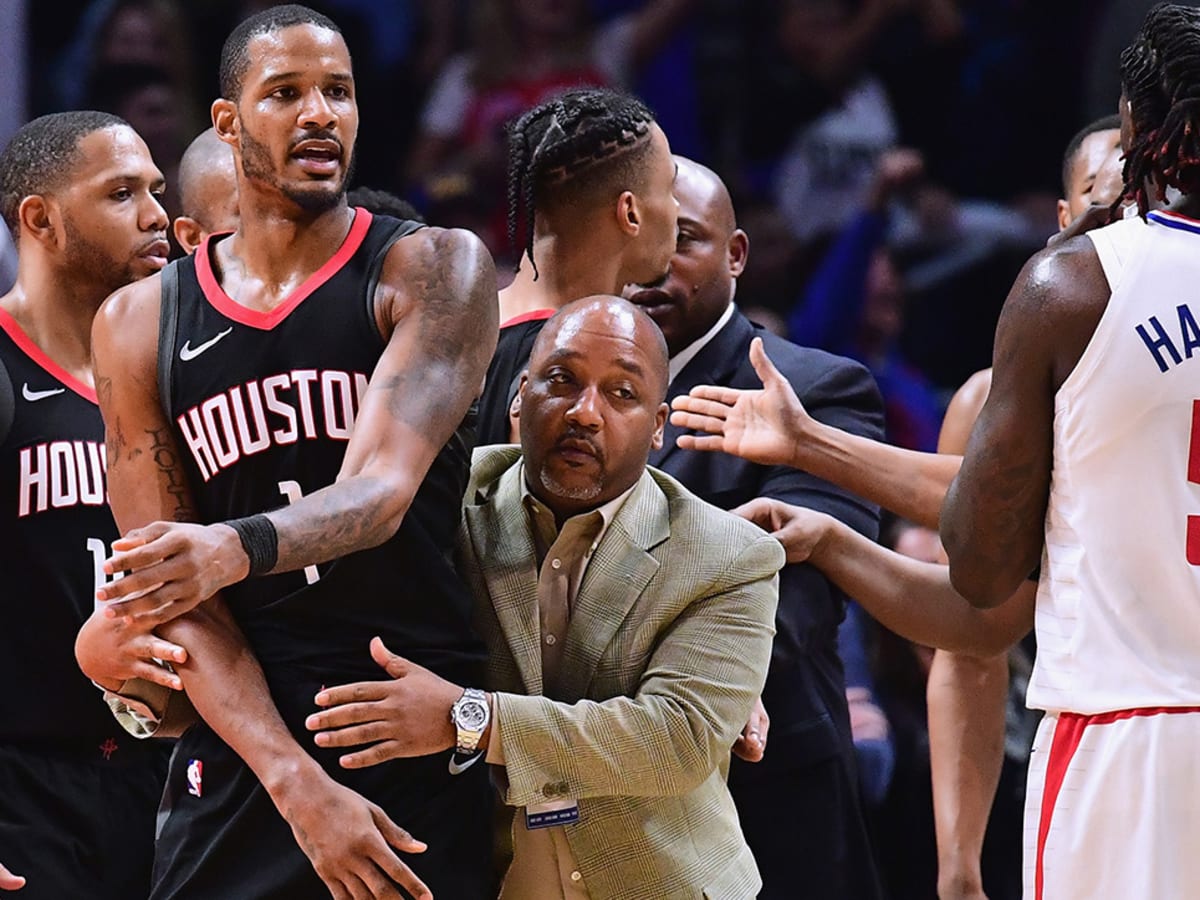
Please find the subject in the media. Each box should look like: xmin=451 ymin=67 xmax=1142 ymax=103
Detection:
xmin=244 ymin=24 xmax=352 ymax=81
xmin=73 ymin=125 xmax=156 ymax=182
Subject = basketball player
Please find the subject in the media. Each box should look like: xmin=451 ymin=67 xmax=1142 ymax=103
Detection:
xmin=0 ymin=111 xmax=174 ymax=899
xmin=172 ymin=127 xmax=239 ymax=254
xmin=477 ymin=87 xmax=679 ymax=443
xmin=78 ymin=5 xmax=498 ymax=899
xmin=942 ymin=5 xmax=1200 ymax=895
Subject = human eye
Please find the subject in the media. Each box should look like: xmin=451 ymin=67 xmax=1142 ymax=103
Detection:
xmin=327 ymin=83 xmax=351 ymax=100
xmin=110 ymin=187 xmax=133 ymax=201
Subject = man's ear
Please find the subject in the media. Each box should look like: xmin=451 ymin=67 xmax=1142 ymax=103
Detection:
xmin=1055 ymin=199 xmax=1072 ymax=232
xmin=650 ymin=401 xmax=668 ymax=450
xmin=173 ymin=217 xmax=204 ymax=255
xmin=616 ymin=190 xmax=641 ymax=238
xmin=17 ymin=195 xmax=58 ymax=250
xmin=728 ymin=228 xmax=750 ymax=278
xmin=212 ymin=98 xmax=239 ymax=145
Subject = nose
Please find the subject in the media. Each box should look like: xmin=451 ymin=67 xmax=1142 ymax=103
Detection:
xmin=141 ymin=191 xmax=169 ymax=233
xmin=565 ymin=385 xmax=602 ymax=431
xmin=298 ymin=86 xmax=336 ymax=130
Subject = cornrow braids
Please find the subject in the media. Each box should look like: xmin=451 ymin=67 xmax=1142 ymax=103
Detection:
xmin=1119 ymin=3 xmax=1200 ymax=214
xmin=506 ymin=88 xmax=656 ymax=278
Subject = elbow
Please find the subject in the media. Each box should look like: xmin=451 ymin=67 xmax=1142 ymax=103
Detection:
xmin=947 ymin=561 xmax=1012 ymax=610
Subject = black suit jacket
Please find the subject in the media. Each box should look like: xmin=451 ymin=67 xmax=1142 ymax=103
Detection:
xmin=656 ymin=311 xmax=883 ymax=761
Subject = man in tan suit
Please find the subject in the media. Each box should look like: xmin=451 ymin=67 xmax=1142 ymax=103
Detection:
xmin=307 ymin=296 xmax=783 ymax=899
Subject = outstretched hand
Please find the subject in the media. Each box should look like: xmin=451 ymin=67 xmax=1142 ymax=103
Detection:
xmin=670 ymin=338 xmax=813 ymax=466
xmin=733 ymin=497 xmax=835 ymax=565
xmin=306 ymin=638 xmax=462 ymax=769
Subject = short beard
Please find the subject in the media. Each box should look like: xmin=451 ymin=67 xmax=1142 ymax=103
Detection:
xmin=539 ymin=466 xmax=603 ymax=503
xmin=240 ymin=122 xmax=353 ymax=214
xmin=63 ymin=215 xmax=134 ymax=298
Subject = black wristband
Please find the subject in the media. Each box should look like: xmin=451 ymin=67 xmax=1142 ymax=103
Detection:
xmin=226 ymin=514 xmax=278 ymax=578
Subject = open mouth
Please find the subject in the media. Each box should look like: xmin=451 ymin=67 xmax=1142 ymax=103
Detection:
xmin=626 ymin=287 xmax=674 ymax=315
xmin=290 ymin=140 xmax=342 ymax=175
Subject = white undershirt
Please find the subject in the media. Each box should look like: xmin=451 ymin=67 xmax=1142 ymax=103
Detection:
xmin=667 ymin=302 xmax=736 ymax=386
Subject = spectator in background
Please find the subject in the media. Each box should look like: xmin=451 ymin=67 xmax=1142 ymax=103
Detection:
xmin=87 ymin=62 xmax=199 ymax=228
xmin=788 ymin=148 xmax=944 ymax=450
xmin=407 ymin=0 xmax=695 ymax=258
xmin=51 ymin=0 xmax=202 ymax=121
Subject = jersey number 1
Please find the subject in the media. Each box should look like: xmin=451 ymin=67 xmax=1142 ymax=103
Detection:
xmin=279 ymin=480 xmax=321 ymax=584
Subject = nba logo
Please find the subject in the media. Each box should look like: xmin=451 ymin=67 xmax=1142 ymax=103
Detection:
xmin=187 ymin=758 xmax=203 ymax=798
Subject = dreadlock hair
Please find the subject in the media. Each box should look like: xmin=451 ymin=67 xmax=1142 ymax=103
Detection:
xmin=1119 ymin=3 xmax=1200 ymax=214
xmin=1061 ymin=114 xmax=1122 ymax=197
xmin=506 ymin=88 xmax=657 ymax=278
xmin=0 ymin=110 xmax=128 ymax=242
xmin=219 ymin=4 xmax=343 ymax=101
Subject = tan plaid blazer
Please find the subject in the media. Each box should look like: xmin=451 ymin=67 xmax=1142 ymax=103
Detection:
xmin=458 ymin=447 xmax=783 ymax=900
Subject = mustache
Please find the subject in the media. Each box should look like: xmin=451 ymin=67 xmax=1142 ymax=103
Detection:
xmin=289 ymin=131 xmax=344 ymax=154
xmin=556 ymin=429 xmax=604 ymax=462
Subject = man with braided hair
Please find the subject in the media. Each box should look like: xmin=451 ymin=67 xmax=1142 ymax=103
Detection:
xmin=941 ymin=4 xmax=1200 ymax=897
xmin=477 ymin=87 xmax=678 ymax=443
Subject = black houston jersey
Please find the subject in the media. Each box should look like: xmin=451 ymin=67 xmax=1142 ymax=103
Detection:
xmin=0 ymin=309 xmax=127 ymax=745
xmin=159 ymin=209 xmax=485 ymax=731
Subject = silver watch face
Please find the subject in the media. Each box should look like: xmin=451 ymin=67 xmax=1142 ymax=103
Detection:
xmin=455 ymin=699 xmax=488 ymax=731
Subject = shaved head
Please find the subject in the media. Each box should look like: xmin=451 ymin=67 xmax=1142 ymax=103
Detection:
xmin=674 ymin=156 xmax=736 ymax=237
xmin=177 ymin=128 xmax=239 ymax=233
xmin=625 ymin=155 xmax=749 ymax=356
xmin=521 ymin=295 xmax=670 ymax=518
xmin=532 ymin=295 xmax=670 ymax=402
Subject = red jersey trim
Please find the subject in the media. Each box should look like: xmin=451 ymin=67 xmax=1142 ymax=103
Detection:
xmin=501 ymin=308 xmax=555 ymax=329
xmin=1034 ymin=705 xmax=1200 ymax=898
xmin=0 ymin=307 xmax=97 ymax=404
xmin=195 ymin=207 xmax=373 ymax=331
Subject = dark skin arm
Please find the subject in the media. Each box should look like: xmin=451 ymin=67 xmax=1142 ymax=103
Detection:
xmin=87 ymin=273 xmax=434 ymax=900
xmin=97 ymin=227 xmax=499 ymax=622
xmin=941 ymin=236 xmax=1109 ymax=607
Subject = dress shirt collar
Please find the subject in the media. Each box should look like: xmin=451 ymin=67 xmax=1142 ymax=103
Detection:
xmin=667 ymin=301 xmax=736 ymax=386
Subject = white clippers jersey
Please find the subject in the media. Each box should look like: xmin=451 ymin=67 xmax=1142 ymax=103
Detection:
xmin=1027 ymin=211 xmax=1200 ymax=715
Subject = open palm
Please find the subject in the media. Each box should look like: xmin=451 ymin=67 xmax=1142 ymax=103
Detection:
xmin=669 ymin=337 xmax=812 ymax=466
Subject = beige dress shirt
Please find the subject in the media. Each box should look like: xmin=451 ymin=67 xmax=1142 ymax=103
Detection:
xmin=488 ymin=472 xmax=634 ymax=900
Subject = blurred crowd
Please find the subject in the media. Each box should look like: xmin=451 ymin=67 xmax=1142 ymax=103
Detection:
xmin=7 ymin=1 xmax=1183 ymax=897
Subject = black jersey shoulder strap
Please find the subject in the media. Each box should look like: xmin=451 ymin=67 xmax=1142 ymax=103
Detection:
xmin=0 ymin=352 xmax=13 ymax=446
xmin=364 ymin=219 xmax=426 ymax=344
xmin=156 ymin=259 xmax=182 ymax=420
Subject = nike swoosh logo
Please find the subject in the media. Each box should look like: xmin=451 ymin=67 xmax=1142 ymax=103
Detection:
xmin=179 ymin=327 xmax=234 ymax=361
xmin=22 ymin=383 xmax=66 ymax=402
xmin=447 ymin=751 xmax=485 ymax=776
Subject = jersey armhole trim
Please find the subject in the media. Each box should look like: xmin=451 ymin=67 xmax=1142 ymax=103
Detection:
xmin=364 ymin=218 xmax=426 ymax=345
xmin=157 ymin=260 xmax=181 ymax=421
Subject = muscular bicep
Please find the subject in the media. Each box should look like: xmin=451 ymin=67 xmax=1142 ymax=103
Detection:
xmin=94 ymin=278 xmax=199 ymax=531
xmin=341 ymin=227 xmax=497 ymax=481
xmin=942 ymin=242 xmax=1105 ymax=607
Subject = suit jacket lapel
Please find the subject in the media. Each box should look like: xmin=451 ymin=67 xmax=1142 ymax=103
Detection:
xmin=463 ymin=457 xmax=543 ymax=694
xmin=556 ymin=471 xmax=669 ymax=701
xmin=653 ymin=311 xmax=755 ymax=469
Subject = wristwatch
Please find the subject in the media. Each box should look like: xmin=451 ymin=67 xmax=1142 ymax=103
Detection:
xmin=450 ymin=688 xmax=490 ymax=755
